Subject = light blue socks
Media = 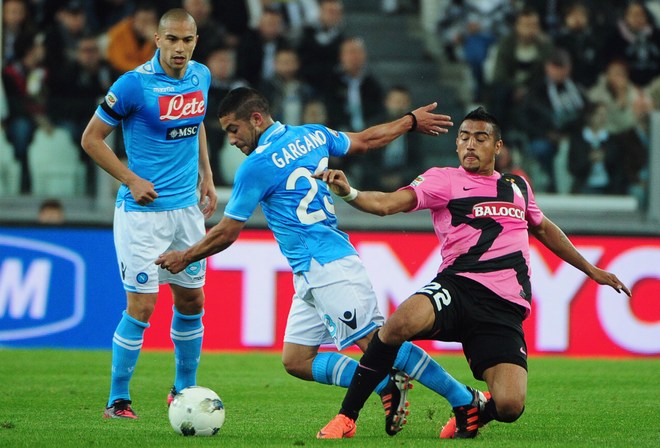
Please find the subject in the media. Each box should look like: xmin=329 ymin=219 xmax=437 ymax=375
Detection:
xmin=170 ymin=306 xmax=204 ymax=392
xmin=108 ymin=311 xmax=148 ymax=406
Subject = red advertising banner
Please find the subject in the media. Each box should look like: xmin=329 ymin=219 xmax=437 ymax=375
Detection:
xmin=144 ymin=230 xmax=660 ymax=357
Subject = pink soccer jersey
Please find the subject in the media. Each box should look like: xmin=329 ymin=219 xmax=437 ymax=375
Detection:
xmin=404 ymin=166 xmax=544 ymax=314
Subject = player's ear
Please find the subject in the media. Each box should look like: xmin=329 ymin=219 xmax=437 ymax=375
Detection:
xmin=251 ymin=112 xmax=263 ymax=127
xmin=494 ymin=139 xmax=503 ymax=156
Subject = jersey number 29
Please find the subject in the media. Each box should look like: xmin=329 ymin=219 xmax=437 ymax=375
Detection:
xmin=285 ymin=157 xmax=335 ymax=225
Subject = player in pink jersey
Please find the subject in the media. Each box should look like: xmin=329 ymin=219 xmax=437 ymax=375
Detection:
xmin=315 ymin=107 xmax=631 ymax=439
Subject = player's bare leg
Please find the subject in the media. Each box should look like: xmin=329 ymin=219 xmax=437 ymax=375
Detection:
xmin=482 ymin=363 xmax=527 ymax=422
xmin=440 ymin=363 xmax=526 ymax=438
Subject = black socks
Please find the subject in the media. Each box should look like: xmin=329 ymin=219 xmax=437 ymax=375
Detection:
xmin=339 ymin=331 xmax=400 ymax=421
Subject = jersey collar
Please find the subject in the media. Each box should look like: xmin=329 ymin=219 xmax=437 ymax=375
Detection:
xmin=150 ymin=49 xmax=166 ymax=75
xmin=459 ymin=165 xmax=501 ymax=179
xmin=255 ymin=121 xmax=286 ymax=154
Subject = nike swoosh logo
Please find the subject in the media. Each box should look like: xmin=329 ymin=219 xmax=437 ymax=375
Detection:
xmin=463 ymin=187 xmax=477 ymax=191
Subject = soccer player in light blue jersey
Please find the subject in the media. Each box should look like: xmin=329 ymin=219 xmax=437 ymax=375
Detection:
xmin=156 ymin=87 xmax=474 ymax=436
xmin=81 ymin=9 xmax=217 ymax=419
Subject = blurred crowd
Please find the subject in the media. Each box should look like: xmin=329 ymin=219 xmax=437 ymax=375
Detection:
xmin=427 ymin=0 xmax=660 ymax=206
xmin=1 ymin=0 xmax=660 ymax=208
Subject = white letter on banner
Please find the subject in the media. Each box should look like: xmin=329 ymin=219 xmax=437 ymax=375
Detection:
xmin=597 ymin=247 xmax=660 ymax=354
xmin=357 ymin=242 xmax=441 ymax=313
xmin=0 ymin=258 xmax=52 ymax=319
xmin=356 ymin=242 xmax=461 ymax=350
xmin=530 ymin=246 xmax=603 ymax=351
xmin=209 ymin=241 xmax=289 ymax=346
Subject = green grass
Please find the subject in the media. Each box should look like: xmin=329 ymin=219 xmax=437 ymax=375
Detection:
xmin=0 ymin=350 xmax=658 ymax=447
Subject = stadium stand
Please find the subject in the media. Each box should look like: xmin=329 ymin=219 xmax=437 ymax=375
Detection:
xmin=27 ymin=126 xmax=86 ymax=197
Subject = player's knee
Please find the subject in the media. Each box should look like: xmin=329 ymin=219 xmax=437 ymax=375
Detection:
xmin=173 ymin=294 xmax=204 ymax=315
xmin=281 ymin=358 xmax=309 ymax=380
xmin=495 ymin=399 xmax=525 ymax=423
xmin=378 ymin=317 xmax=414 ymax=346
xmin=378 ymin=326 xmax=406 ymax=346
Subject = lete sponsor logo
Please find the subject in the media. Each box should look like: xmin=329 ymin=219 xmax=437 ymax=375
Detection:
xmin=0 ymin=236 xmax=85 ymax=340
xmin=159 ymin=91 xmax=205 ymax=121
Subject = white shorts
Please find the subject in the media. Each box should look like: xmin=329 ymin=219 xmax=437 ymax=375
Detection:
xmin=113 ymin=203 xmax=206 ymax=293
xmin=283 ymin=255 xmax=384 ymax=350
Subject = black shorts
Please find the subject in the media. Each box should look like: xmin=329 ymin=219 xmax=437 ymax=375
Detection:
xmin=412 ymin=272 xmax=528 ymax=381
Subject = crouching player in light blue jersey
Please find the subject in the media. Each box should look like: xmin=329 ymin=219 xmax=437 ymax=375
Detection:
xmin=156 ymin=87 xmax=474 ymax=437
xmin=81 ymin=9 xmax=217 ymax=419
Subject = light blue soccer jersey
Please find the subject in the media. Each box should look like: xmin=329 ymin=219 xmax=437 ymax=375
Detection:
xmin=224 ymin=122 xmax=358 ymax=273
xmin=95 ymin=49 xmax=211 ymax=211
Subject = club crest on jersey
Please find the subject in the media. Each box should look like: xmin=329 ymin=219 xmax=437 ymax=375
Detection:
xmin=325 ymin=126 xmax=339 ymax=137
xmin=473 ymin=201 xmax=525 ymax=220
xmin=105 ymin=92 xmax=117 ymax=108
xmin=410 ymin=175 xmax=425 ymax=186
xmin=159 ymin=91 xmax=205 ymax=121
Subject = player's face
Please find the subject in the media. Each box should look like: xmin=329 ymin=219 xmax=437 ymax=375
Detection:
xmin=220 ymin=113 xmax=261 ymax=155
xmin=156 ymin=19 xmax=198 ymax=78
xmin=456 ymin=120 xmax=502 ymax=175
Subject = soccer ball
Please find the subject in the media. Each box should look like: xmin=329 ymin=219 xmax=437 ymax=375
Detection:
xmin=168 ymin=386 xmax=225 ymax=436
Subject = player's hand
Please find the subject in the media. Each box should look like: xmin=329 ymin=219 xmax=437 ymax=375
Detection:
xmin=155 ymin=250 xmax=187 ymax=274
xmin=199 ymin=176 xmax=218 ymax=219
xmin=411 ymin=102 xmax=453 ymax=136
xmin=313 ymin=169 xmax=351 ymax=197
xmin=590 ymin=267 xmax=632 ymax=297
xmin=128 ymin=177 xmax=158 ymax=206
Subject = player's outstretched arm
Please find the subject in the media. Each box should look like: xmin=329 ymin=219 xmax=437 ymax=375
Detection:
xmin=156 ymin=216 xmax=246 ymax=273
xmin=314 ymin=169 xmax=417 ymax=216
xmin=529 ymin=217 xmax=632 ymax=296
xmin=345 ymin=102 xmax=453 ymax=154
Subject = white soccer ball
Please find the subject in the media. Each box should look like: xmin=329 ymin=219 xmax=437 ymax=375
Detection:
xmin=168 ymin=386 xmax=225 ymax=436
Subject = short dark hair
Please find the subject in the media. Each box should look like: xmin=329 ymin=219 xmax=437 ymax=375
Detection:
xmin=463 ymin=107 xmax=502 ymax=141
xmin=159 ymin=8 xmax=195 ymax=33
xmin=39 ymin=198 xmax=63 ymax=212
xmin=217 ymin=87 xmax=270 ymax=120
xmin=547 ymin=47 xmax=571 ymax=67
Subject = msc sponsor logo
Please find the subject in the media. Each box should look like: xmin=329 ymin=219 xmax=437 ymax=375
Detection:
xmin=0 ymin=236 xmax=85 ymax=341
xmin=167 ymin=124 xmax=199 ymax=140
xmin=473 ymin=201 xmax=525 ymax=220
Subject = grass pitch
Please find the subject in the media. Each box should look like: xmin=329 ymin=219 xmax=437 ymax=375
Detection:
xmin=0 ymin=349 xmax=658 ymax=447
